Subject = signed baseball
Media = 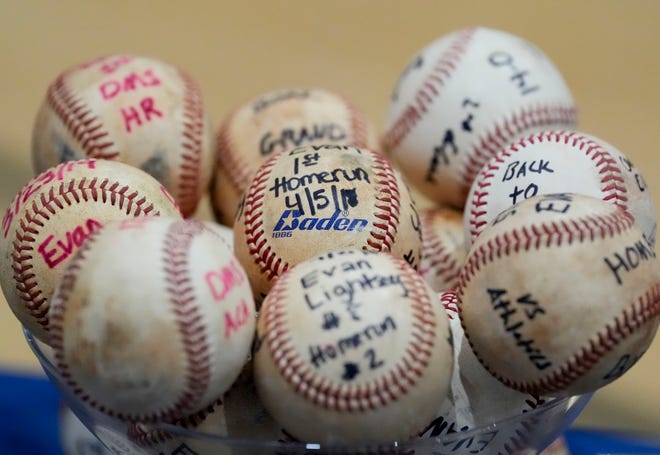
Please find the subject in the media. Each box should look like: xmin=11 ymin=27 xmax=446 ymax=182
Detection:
xmin=31 ymin=54 xmax=214 ymax=217
xmin=0 ymin=159 xmax=181 ymax=343
xmin=211 ymin=87 xmax=378 ymax=226
xmin=233 ymin=144 xmax=423 ymax=302
xmin=49 ymin=217 xmax=256 ymax=422
xmin=420 ymin=291 xmax=554 ymax=453
xmin=253 ymin=249 xmax=453 ymax=443
xmin=419 ymin=207 xmax=466 ymax=292
xmin=382 ymin=26 xmax=576 ymax=208
xmin=464 ymin=130 xmax=657 ymax=248
xmin=457 ymin=193 xmax=660 ymax=397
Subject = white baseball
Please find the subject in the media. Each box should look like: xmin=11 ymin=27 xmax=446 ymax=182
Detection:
xmin=211 ymin=87 xmax=378 ymax=226
xmin=0 ymin=159 xmax=181 ymax=343
xmin=382 ymin=26 xmax=576 ymax=208
xmin=254 ymin=249 xmax=453 ymax=444
xmin=458 ymin=193 xmax=660 ymax=397
xmin=233 ymin=144 xmax=423 ymax=302
xmin=419 ymin=207 xmax=465 ymax=292
xmin=49 ymin=217 xmax=256 ymax=422
xmin=420 ymin=291 xmax=555 ymax=453
xmin=32 ymin=54 xmax=214 ymax=217
xmin=464 ymin=130 xmax=657 ymax=248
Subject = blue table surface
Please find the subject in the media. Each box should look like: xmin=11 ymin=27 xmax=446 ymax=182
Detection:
xmin=0 ymin=371 xmax=658 ymax=455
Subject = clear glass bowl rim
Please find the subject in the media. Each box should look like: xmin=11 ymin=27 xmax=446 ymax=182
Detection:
xmin=25 ymin=327 xmax=593 ymax=453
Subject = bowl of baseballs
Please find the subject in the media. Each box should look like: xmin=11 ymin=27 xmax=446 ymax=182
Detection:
xmin=27 ymin=325 xmax=592 ymax=455
xmin=24 ymin=191 xmax=659 ymax=455
xmin=8 ymin=24 xmax=660 ymax=455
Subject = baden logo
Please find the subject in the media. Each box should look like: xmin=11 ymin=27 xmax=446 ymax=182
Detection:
xmin=272 ymin=210 xmax=369 ymax=238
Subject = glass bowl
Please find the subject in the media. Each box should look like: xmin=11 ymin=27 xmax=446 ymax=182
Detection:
xmin=26 ymin=329 xmax=591 ymax=455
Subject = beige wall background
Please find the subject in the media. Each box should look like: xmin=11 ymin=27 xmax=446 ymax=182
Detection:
xmin=1 ymin=0 xmax=658 ymax=435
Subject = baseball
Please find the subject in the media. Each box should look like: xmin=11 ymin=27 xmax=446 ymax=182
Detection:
xmin=49 ymin=217 xmax=256 ymax=422
xmin=464 ymin=130 xmax=657 ymax=248
xmin=419 ymin=207 xmax=466 ymax=292
xmin=420 ymin=290 xmax=554 ymax=453
xmin=253 ymin=249 xmax=453 ymax=444
xmin=211 ymin=87 xmax=378 ymax=226
xmin=0 ymin=158 xmax=181 ymax=343
xmin=457 ymin=193 xmax=660 ymax=397
xmin=31 ymin=54 xmax=214 ymax=217
xmin=233 ymin=144 xmax=423 ymax=302
xmin=382 ymin=26 xmax=576 ymax=209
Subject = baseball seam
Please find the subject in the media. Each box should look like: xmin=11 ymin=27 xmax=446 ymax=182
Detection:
xmin=215 ymin=92 xmax=373 ymax=199
xmin=338 ymin=92 xmax=370 ymax=149
xmin=47 ymin=73 xmax=119 ymax=160
xmin=440 ymin=290 xmax=459 ymax=319
xmin=243 ymin=152 xmax=287 ymax=281
xmin=420 ymin=213 xmax=461 ymax=290
xmin=460 ymin=210 xmax=633 ymax=283
xmin=176 ymin=69 xmax=207 ymax=217
xmin=498 ymin=284 xmax=660 ymax=395
xmin=162 ymin=220 xmax=212 ymax=421
xmin=440 ymin=290 xmax=550 ymax=409
xmin=365 ymin=150 xmax=401 ymax=252
xmin=456 ymin=209 xmax=660 ymax=395
xmin=382 ymin=27 xmax=476 ymax=152
xmin=263 ymin=255 xmax=437 ymax=413
xmin=50 ymin=226 xmax=102 ymax=411
xmin=242 ymin=150 xmax=402 ymax=284
xmin=459 ymin=105 xmax=577 ymax=201
xmin=466 ymin=130 xmax=627 ymax=243
xmin=11 ymin=179 xmax=160 ymax=330
xmin=214 ymin=106 xmax=259 ymax=196
xmin=437 ymin=290 xmax=552 ymax=455
xmin=50 ymin=220 xmax=213 ymax=423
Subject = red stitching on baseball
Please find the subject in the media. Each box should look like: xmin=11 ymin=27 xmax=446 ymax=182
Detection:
xmin=263 ymin=254 xmax=437 ymax=414
xmin=215 ymin=92 xmax=372 ymax=201
xmin=420 ymin=212 xmax=461 ymax=290
xmin=243 ymin=153 xmax=288 ymax=281
xmin=440 ymin=290 xmax=459 ymax=320
xmin=243 ymin=149 xmax=403 ymax=284
xmin=491 ymin=285 xmax=660 ymax=396
xmin=338 ymin=93 xmax=370 ymax=150
xmin=49 ymin=227 xmax=114 ymax=417
xmin=176 ymin=69 xmax=207 ymax=217
xmin=466 ymin=130 xmax=628 ymax=242
xmin=47 ymin=73 xmax=119 ymax=160
xmin=459 ymin=210 xmax=634 ymax=286
xmin=456 ymin=209 xmax=659 ymax=396
xmin=11 ymin=178 xmax=161 ymax=331
xmin=459 ymin=107 xmax=577 ymax=202
xmin=213 ymin=105 xmax=255 ymax=197
xmin=365 ymin=151 xmax=401 ymax=252
xmin=382 ymin=28 xmax=475 ymax=152
xmin=162 ymin=220 xmax=212 ymax=421
xmin=51 ymin=220 xmax=213 ymax=423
